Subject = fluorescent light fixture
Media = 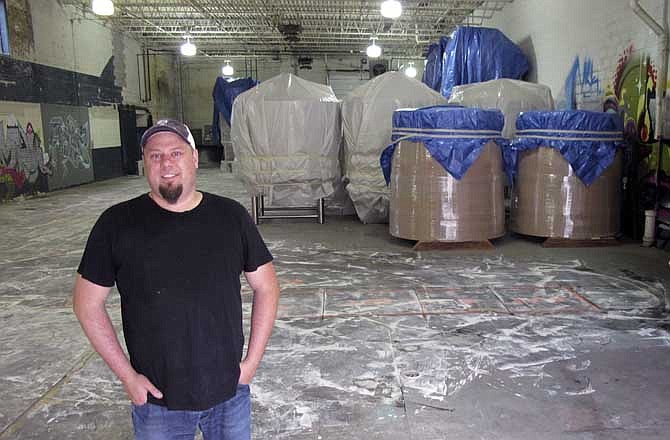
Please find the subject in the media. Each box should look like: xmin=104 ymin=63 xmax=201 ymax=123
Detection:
xmin=222 ymin=60 xmax=234 ymax=76
xmin=91 ymin=0 xmax=114 ymax=16
xmin=380 ymin=0 xmax=402 ymax=19
xmin=366 ymin=38 xmax=382 ymax=58
xmin=405 ymin=62 xmax=417 ymax=78
xmin=180 ymin=37 xmax=196 ymax=57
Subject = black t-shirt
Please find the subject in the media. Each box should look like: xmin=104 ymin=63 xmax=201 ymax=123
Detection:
xmin=77 ymin=192 xmax=273 ymax=410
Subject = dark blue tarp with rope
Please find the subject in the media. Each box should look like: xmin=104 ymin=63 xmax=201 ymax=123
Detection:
xmin=380 ymin=105 xmax=505 ymax=184
xmin=422 ymin=36 xmax=449 ymax=92
xmin=212 ymin=77 xmax=258 ymax=144
xmin=506 ymin=110 xmax=624 ymax=185
xmin=440 ymin=26 xmax=529 ymax=99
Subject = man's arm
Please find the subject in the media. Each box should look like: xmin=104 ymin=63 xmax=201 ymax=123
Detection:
xmin=239 ymin=261 xmax=280 ymax=384
xmin=72 ymin=274 xmax=162 ymax=404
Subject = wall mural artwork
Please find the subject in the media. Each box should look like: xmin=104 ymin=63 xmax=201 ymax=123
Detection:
xmin=561 ymin=55 xmax=603 ymax=110
xmin=601 ymin=43 xmax=663 ymax=237
xmin=603 ymin=44 xmax=657 ymax=143
xmin=0 ymin=116 xmax=51 ymax=201
xmin=41 ymin=105 xmax=94 ymax=191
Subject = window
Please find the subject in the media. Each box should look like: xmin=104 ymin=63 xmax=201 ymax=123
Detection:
xmin=0 ymin=0 xmax=9 ymax=55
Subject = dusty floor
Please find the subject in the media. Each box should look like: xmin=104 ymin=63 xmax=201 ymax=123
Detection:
xmin=1 ymin=168 xmax=669 ymax=439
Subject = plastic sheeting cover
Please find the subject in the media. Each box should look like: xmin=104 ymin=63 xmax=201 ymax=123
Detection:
xmin=508 ymin=110 xmax=624 ymax=185
xmin=230 ymin=73 xmax=342 ymax=206
xmin=448 ymin=78 xmax=554 ymax=138
xmin=422 ymin=36 xmax=449 ymax=92
xmin=380 ymin=105 xmax=504 ymax=184
xmin=441 ymin=26 xmax=529 ymax=99
xmin=342 ymin=71 xmax=446 ymax=223
xmin=512 ymin=147 xmax=622 ymax=239
xmin=212 ymin=77 xmax=258 ymax=143
xmin=390 ymin=140 xmax=505 ymax=242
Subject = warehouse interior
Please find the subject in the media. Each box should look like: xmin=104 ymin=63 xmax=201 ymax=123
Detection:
xmin=2 ymin=0 xmax=670 ymax=439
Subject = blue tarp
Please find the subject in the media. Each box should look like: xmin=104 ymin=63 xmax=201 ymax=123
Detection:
xmin=440 ymin=26 xmax=529 ymax=99
xmin=212 ymin=77 xmax=258 ymax=144
xmin=422 ymin=36 xmax=449 ymax=92
xmin=380 ymin=105 xmax=505 ymax=184
xmin=507 ymin=110 xmax=624 ymax=185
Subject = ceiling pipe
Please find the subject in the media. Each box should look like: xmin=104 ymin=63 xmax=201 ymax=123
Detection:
xmin=630 ymin=0 xmax=665 ymax=34
xmin=630 ymin=0 xmax=669 ymax=246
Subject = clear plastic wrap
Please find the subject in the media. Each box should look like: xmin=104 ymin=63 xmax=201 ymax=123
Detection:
xmin=341 ymin=72 xmax=446 ymax=223
xmin=386 ymin=106 xmax=505 ymax=242
xmin=448 ymin=79 xmax=554 ymax=138
xmin=230 ymin=73 xmax=341 ymax=206
xmin=511 ymin=148 xmax=622 ymax=239
xmin=390 ymin=141 xmax=505 ymax=242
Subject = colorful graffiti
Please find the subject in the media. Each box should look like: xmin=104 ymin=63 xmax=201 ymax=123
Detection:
xmin=604 ymin=44 xmax=657 ymax=143
xmin=0 ymin=116 xmax=51 ymax=201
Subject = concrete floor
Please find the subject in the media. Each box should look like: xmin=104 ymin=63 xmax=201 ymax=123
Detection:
xmin=1 ymin=168 xmax=669 ymax=439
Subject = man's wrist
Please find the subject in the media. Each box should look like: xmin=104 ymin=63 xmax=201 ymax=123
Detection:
xmin=117 ymin=366 xmax=138 ymax=384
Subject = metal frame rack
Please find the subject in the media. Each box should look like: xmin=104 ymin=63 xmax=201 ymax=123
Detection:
xmin=251 ymin=196 xmax=325 ymax=225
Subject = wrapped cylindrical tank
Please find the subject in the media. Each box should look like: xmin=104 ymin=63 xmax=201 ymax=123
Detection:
xmin=231 ymin=73 xmax=341 ymax=206
xmin=509 ymin=110 xmax=624 ymax=239
xmin=448 ymin=78 xmax=554 ymax=138
xmin=342 ymin=72 xmax=446 ymax=223
xmin=380 ymin=106 xmax=506 ymax=242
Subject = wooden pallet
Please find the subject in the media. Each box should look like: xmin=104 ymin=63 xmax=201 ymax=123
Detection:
xmin=413 ymin=240 xmax=495 ymax=251
xmin=541 ymin=237 xmax=620 ymax=248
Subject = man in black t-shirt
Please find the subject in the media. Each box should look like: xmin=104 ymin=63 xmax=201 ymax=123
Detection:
xmin=73 ymin=119 xmax=279 ymax=439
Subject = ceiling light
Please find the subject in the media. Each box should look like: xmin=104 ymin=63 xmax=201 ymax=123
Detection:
xmin=222 ymin=60 xmax=234 ymax=76
xmin=405 ymin=62 xmax=417 ymax=78
xmin=180 ymin=37 xmax=196 ymax=57
xmin=366 ymin=38 xmax=382 ymax=58
xmin=380 ymin=0 xmax=402 ymax=19
xmin=91 ymin=0 xmax=114 ymax=16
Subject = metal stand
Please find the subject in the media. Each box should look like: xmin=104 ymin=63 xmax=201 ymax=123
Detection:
xmin=220 ymin=141 xmax=234 ymax=173
xmin=251 ymin=196 xmax=325 ymax=225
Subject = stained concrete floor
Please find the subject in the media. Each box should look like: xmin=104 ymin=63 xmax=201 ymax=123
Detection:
xmin=1 ymin=168 xmax=670 ymax=439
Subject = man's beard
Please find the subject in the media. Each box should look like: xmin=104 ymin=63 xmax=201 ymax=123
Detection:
xmin=159 ymin=184 xmax=183 ymax=204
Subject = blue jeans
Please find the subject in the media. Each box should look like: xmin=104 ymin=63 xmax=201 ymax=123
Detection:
xmin=131 ymin=384 xmax=251 ymax=440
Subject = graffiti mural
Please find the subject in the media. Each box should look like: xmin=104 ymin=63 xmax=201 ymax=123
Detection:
xmin=41 ymin=104 xmax=93 ymax=191
xmin=561 ymin=55 xmax=603 ymax=110
xmin=604 ymin=44 xmax=657 ymax=143
xmin=0 ymin=116 xmax=51 ymax=201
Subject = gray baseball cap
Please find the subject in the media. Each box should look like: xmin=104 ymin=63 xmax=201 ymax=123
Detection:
xmin=140 ymin=119 xmax=196 ymax=150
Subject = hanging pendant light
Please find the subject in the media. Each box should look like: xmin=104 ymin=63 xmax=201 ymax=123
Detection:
xmin=366 ymin=37 xmax=382 ymax=58
xmin=222 ymin=60 xmax=234 ymax=76
xmin=405 ymin=62 xmax=417 ymax=78
xmin=180 ymin=36 xmax=197 ymax=57
xmin=91 ymin=0 xmax=114 ymax=16
xmin=380 ymin=0 xmax=402 ymax=19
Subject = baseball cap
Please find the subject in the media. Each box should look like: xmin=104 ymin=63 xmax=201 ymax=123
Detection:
xmin=140 ymin=119 xmax=196 ymax=150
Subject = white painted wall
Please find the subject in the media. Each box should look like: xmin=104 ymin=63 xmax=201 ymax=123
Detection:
xmin=476 ymin=0 xmax=667 ymax=108
xmin=26 ymin=0 xmax=110 ymax=77
xmin=88 ymin=106 xmax=121 ymax=149
xmin=9 ymin=1 xmax=144 ymax=107
xmin=147 ymin=54 xmax=179 ymax=121
xmin=118 ymin=34 xmax=143 ymax=105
